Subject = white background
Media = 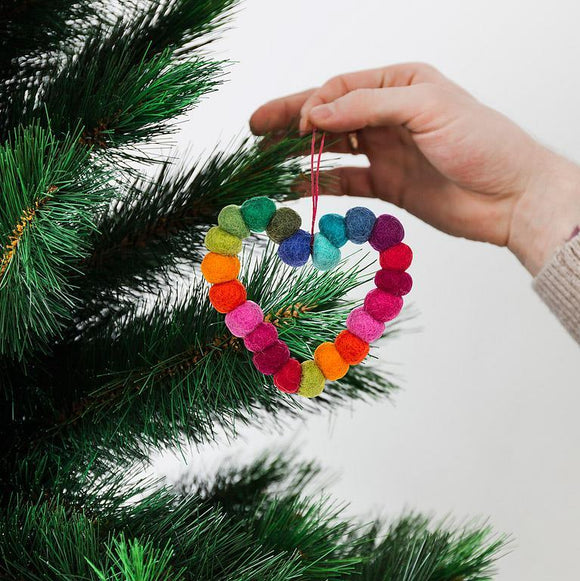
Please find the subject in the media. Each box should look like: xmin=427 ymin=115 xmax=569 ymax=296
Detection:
xmin=153 ymin=1 xmax=580 ymax=579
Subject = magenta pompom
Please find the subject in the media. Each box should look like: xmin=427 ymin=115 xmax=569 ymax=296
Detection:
xmin=374 ymin=269 xmax=413 ymax=296
xmin=369 ymin=214 xmax=404 ymax=251
xmin=243 ymin=322 xmax=279 ymax=352
xmin=346 ymin=307 xmax=385 ymax=343
xmin=253 ymin=339 xmax=290 ymax=375
xmin=225 ymin=301 xmax=264 ymax=337
xmin=364 ymin=289 xmax=403 ymax=322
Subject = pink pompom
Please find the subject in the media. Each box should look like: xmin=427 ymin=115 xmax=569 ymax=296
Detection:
xmin=225 ymin=301 xmax=263 ymax=337
xmin=253 ymin=339 xmax=290 ymax=375
xmin=243 ymin=322 xmax=279 ymax=352
xmin=374 ymin=269 xmax=413 ymax=296
xmin=364 ymin=289 xmax=403 ymax=322
xmin=346 ymin=307 xmax=385 ymax=343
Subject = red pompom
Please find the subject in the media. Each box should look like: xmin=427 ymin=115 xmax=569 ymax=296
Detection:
xmin=374 ymin=269 xmax=413 ymax=296
xmin=273 ymin=358 xmax=302 ymax=393
xmin=209 ymin=280 xmax=247 ymax=313
xmin=334 ymin=330 xmax=369 ymax=365
xmin=364 ymin=289 xmax=403 ymax=322
xmin=379 ymin=243 xmax=413 ymax=271
xmin=253 ymin=339 xmax=290 ymax=375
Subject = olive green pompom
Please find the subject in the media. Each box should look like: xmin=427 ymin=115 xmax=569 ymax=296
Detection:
xmin=266 ymin=207 xmax=302 ymax=244
xmin=297 ymin=360 xmax=326 ymax=398
xmin=240 ymin=196 xmax=276 ymax=232
xmin=204 ymin=226 xmax=242 ymax=256
xmin=218 ymin=204 xmax=250 ymax=239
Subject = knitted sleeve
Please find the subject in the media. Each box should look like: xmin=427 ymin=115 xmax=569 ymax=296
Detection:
xmin=533 ymin=233 xmax=580 ymax=343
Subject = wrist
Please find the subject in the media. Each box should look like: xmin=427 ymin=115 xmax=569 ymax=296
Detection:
xmin=508 ymin=147 xmax=580 ymax=276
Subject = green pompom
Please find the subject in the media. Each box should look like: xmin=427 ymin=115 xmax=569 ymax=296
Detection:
xmin=266 ymin=207 xmax=302 ymax=243
xmin=298 ymin=360 xmax=326 ymax=398
xmin=312 ymin=233 xmax=341 ymax=271
xmin=218 ymin=205 xmax=250 ymax=239
xmin=204 ymin=226 xmax=242 ymax=256
xmin=240 ymin=196 xmax=276 ymax=232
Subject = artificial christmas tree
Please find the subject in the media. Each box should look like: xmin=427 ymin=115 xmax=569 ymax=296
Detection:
xmin=0 ymin=1 xmax=505 ymax=578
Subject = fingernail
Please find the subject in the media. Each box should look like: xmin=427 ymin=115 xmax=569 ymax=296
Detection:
xmin=310 ymin=104 xmax=334 ymax=121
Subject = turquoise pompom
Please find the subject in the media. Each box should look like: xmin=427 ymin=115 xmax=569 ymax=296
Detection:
xmin=312 ymin=233 xmax=340 ymax=271
xmin=319 ymin=213 xmax=348 ymax=248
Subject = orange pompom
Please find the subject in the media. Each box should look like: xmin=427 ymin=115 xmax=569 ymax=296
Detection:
xmin=201 ymin=252 xmax=240 ymax=284
xmin=209 ymin=280 xmax=247 ymax=313
xmin=334 ymin=330 xmax=369 ymax=365
xmin=314 ymin=342 xmax=349 ymax=381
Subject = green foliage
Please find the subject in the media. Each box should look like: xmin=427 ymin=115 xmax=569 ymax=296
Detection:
xmin=0 ymin=124 xmax=112 ymax=358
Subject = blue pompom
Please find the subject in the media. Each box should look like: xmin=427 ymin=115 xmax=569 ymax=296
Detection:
xmin=312 ymin=233 xmax=341 ymax=271
xmin=278 ymin=229 xmax=311 ymax=267
xmin=345 ymin=207 xmax=376 ymax=244
xmin=319 ymin=213 xmax=348 ymax=248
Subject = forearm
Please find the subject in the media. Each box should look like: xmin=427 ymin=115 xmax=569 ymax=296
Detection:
xmin=508 ymin=147 xmax=580 ymax=276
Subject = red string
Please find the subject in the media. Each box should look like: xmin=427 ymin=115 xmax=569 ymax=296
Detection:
xmin=310 ymin=129 xmax=325 ymax=244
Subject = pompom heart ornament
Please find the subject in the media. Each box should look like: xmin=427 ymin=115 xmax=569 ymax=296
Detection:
xmin=202 ymin=196 xmax=413 ymax=399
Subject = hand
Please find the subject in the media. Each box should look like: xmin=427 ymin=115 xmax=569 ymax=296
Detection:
xmin=250 ymin=63 xmax=580 ymax=275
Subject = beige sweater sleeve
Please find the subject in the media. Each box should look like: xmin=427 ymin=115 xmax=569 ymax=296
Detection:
xmin=533 ymin=233 xmax=580 ymax=343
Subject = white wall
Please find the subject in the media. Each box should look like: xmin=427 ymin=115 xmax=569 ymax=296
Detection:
xmin=154 ymin=1 xmax=580 ymax=578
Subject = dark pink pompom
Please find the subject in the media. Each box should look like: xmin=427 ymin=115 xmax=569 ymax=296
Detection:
xmin=244 ymin=322 xmax=279 ymax=353
xmin=374 ymin=269 xmax=413 ymax=296
xmin=363 ymin=289 xmax=403 ymax=322
xmin=252 ymin=339 xmax=290 ymax=375
xmin=369 ymin=214 xmax=404 ymax=251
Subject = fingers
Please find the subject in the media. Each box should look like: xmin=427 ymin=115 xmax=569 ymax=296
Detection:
xmin=315 ymin=167 xmax=376 ymax=199
xmin=299 ymin=62 xmax=447 ymax=132
xmin=250 ymin=88 xmax=315 ymax=135
xmin=308 ymin=84 xmax=447 ymax=134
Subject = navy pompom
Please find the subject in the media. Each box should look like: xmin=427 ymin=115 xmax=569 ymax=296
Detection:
xmin=278 ymin=229 xmax=311 ymax=267
xmin=345 ymin=207 xmax=376 ymax=244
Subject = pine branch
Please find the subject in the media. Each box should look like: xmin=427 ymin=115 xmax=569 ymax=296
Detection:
xmin=79 ymin=135 xmax=309 ymax=300
xmin=13 ymin=249 xmax=396 ymax=472
xmin=0 ymin=124 xmax=113 ymax=359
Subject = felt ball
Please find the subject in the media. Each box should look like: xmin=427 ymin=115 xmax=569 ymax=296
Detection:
xmin=209 ymin=280 xmax=247 ymax=313
xmin=312 ymin=233 xmax=340 ymax=271
xmin=346 ymin=307 xmax=385 ymax=343
xmin=374 ymin=269 xmax=413 ymax=296
xmin=314 ymin=342 xmax=349 ymax=381
xmin=253 ymin=339 xmax=290 ymax=375
xmin=225 ymin=300 xmax=264 ymax=337
xmin=278 ymin=229 xmax=311 ymax=267
xmin=369 ymin=214 xmax=405 ymax=251
xmin=266 ymin=207 xmax=302 ymax=243
xmin=379 ymin=243 xmax=413 ymax=271
xmin=297 ymin=360 xmax=326 ymax=398
xmin=240 ymin=196 xmax=276 ymax=232
xmin=204 ymin=226 xmax=242 ymax=256
xmin=334 ymin=330 xmax=369 ymax=365
xmin=364 ymin=289 xmax=403 ymax=322
xmin=345 ymin=207 xmax=376 ymax=244
xmin=243 ymin=322 xmax=279 ymax=352
xmin=319 ymin=213 xmax=348 ymax=248
xmin=201 ymin=252 xmax=240 ymax=284
xmin=273 ymin=358 xmax=302 ymax=394
xmin=218 ymin=204 xmax=250 ymax=239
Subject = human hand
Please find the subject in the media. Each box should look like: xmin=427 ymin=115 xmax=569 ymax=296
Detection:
xmin=250 ymin=63 xmax=580 ymax=275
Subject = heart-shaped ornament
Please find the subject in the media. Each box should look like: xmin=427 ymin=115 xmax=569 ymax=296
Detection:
xmin=202 ymin=196 xmax=413 ymax=398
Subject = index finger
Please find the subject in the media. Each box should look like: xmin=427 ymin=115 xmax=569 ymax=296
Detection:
xmin=299 ymin=63 xmax=446 ymax=132
xmin=250 ymin=88 xmax=315 ymax=135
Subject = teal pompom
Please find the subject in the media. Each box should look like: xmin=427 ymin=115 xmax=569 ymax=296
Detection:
xmin=312 ymin=233 xmax=340 ymax=271
xmin=240 ymin=196 xmax=276 ymax=232
xmin=319 ymin=213 xmax=348 ymax=247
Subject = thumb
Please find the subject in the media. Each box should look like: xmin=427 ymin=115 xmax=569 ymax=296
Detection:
xmin=308 ymin=84 xmax=443 ymax=133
